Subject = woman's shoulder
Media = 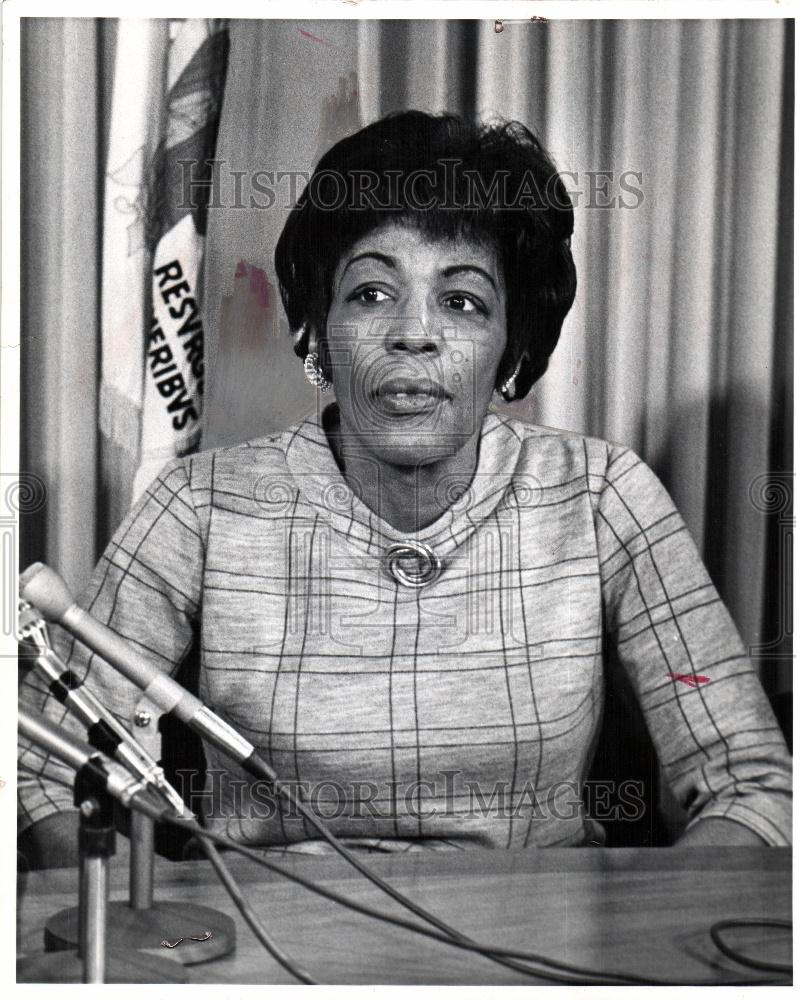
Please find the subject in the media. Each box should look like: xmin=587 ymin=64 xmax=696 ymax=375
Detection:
xmin=180 ymin=418 xmax=309 ymax=486
xmin=158 ymin=421 xmax=310 ymax=532
xmin=489 ymin=410 xmax=678 ymax=524
xmin=488 ymin=409 xmax=633 ymax=483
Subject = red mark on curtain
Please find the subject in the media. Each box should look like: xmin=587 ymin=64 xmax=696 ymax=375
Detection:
xmin=668 ymin=672 xmax=710 ymax=688
xmin=297 ymin=27 xmax=338 ymax=49
xmin=314 ymin=72 xmax=360 ymax=162
xmin=235 ymin=261 xmax=271 ymax=310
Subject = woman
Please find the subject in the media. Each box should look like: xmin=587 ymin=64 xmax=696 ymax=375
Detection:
xmin=18 ymin=112 xmax=791 ymax=866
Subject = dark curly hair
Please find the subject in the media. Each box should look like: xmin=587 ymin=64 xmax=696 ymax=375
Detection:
xmin=275 ymin=110 xmax=576 ymax=398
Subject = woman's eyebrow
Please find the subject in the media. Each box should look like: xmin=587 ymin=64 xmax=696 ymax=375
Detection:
xmin=441 ymin=264 xmax=497 ymax=292
xmin=341 ymin=251 xmax=396 ymax=278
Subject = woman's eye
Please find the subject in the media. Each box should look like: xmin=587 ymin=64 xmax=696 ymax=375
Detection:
xmin=351 ymin=287 xmax=390 ymax=305
xmin=444 ymin=293 xmax=481 ymax=314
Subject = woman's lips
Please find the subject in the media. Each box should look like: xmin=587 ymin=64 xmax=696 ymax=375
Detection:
xmin=373 ymin=377 xmax=448 ymax=415
xmin=376 ymin=391 xmax=445 ymax=414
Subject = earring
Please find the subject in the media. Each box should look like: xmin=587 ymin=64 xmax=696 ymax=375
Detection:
xmin=499 ymin=360 xmax=522 ymax=402
xmin=304 ymin=352 xmax=332 ymax=392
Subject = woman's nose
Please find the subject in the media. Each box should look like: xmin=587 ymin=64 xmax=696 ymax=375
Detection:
xmin=383 ymin=314 xmax=440 ymax=355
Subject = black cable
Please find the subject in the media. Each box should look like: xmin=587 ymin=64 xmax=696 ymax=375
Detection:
xmin=181 ymin=815 xmax=622 ymax=986
xmin=241 ymin=756 xmax=793 ymax=986
xmin=709 ymin=919 xmax=792 ymax=975
xmin=196 ymin=834 xmax=319 ymax=984
xmin=244 ymin=754 xmax=607 ymax=982
xmin=155 ymin=808 xmax=791 ymax=987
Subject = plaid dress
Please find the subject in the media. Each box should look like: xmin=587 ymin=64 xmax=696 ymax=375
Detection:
xmin=18 ymin=406 xmax=792 ymax=850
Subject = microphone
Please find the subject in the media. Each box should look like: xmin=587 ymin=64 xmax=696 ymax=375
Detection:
xmin=19 ymin=599 xmax=187 ymax=815
xmin=20 ymin=562 xmax=270 ymax=779
xmin=19 ymin=708 xmax=176 ymax=823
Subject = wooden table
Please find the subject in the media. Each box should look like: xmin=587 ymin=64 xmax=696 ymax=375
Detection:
xmin=17 ymin=847 xmax=792 ymax=984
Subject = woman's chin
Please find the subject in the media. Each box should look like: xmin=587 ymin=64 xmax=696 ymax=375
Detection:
xmin=335 ymin=398 xmax=481 ymax=468
xmin=366 ymin=434 xmax=472 ymax=469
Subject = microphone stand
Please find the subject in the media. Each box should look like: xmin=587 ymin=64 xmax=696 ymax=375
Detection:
xmin=40 ymin=702 xmax=236 ymax=968
xmin=76 ymin=767 xmax=114 ymax=982
xmin=44 ymin=703 xmax=236 ymax=965
xmin=18 ymin=748 xmax=188 ymax=984
xmin=17 ymin=613 xmax=235 ymax=977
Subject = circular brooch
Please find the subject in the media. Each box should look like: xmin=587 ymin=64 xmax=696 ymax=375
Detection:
xmin=382 ymin=540 xmax=444 ymax=588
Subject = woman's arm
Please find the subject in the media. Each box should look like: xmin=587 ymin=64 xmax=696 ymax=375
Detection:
xmin=18 ymin=457 xmax=205 ymax=866
xmin=595 ymin=446 xmax=792 ymax=846
xmin=17 ymin=812 xmax=81 ymax=870
xmin=674 ymin=817 xmax=767 ymax=847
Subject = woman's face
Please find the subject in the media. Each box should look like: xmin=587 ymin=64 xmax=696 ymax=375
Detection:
xmin=324 ymin=222 xmax=508 ymax=468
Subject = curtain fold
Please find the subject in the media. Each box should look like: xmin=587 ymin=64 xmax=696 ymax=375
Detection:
xmin=20 ymin=17 xmax=793 ymax=701
xmin=714 ymin=21 xmax=785 ymax=650
xmin=20 ymin=18 xmax=101 ymax=594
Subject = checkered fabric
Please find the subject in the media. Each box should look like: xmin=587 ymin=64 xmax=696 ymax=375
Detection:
xmin=18 ymin=405 xmax=792 ymax=849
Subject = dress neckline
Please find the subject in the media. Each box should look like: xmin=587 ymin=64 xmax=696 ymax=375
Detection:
xmin=282 ymin=403 xmax=527 ymax=560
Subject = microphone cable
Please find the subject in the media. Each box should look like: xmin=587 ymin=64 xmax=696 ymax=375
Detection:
xmin=152 ymin=806 xmax=793 ymax=987
xmin=709 ymin=919 xmax=792 ymax=975
xmin=236 ymin=752 xmax=615 ymax=983
xmin=196 ymin=835 xmax=319 ymax=984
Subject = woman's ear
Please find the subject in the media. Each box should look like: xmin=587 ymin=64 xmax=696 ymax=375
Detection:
xmin=496 ymin=354 xmax=523 ymax=403
xmin=305 ymin=326 xmax=320 ymax=356
xmin=292 ymin=321 xmax=312 ymax=360
xmin=307 ymin=327 xmax=332 ymax=377
xmin=302 ymin=325 xmax=333 ymax=392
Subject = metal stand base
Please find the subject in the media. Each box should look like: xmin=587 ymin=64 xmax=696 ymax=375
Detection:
xmin=44 ymin=900 xmax=236 ymax=965
xmin=17 ymin=947 xmax=189 ymax=983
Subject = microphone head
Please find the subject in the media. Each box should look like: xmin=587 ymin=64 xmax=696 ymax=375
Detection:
xmin=19 ymin=563 xmax=75 ymax=624
xmin=17 ymin=599 xmax=48 ymax=643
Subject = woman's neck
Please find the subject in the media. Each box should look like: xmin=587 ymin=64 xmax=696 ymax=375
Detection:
xmin=325 ymin=414 xmax=481 ymax=534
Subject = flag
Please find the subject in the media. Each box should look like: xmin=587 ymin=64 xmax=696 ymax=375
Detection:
xmin=100 ymin=18 xmax=229 ymax=502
